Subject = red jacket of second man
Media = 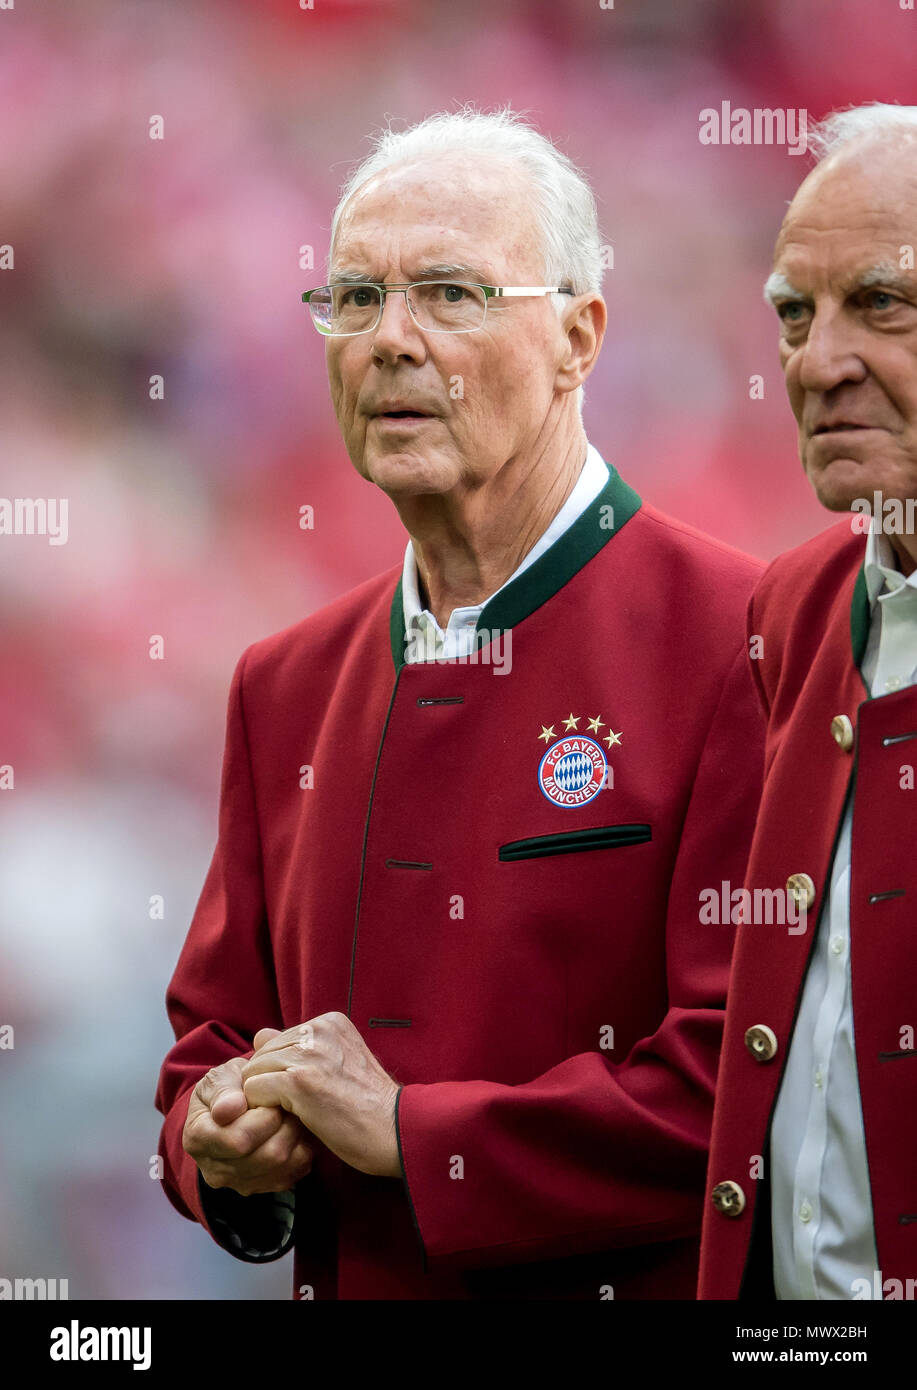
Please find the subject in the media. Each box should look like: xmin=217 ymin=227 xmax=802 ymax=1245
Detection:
xmin=700 ymin=519 xmax=917 ymax=1299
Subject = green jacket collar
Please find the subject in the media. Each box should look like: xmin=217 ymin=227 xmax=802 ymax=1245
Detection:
xmin=389 ymin=463 xmax=642 ymax=671
xmin=850 ymin=562 xmax=870 ymax=697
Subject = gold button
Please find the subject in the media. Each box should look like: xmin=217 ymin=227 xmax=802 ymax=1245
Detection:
xmin=711 ymin=1180 xmax=746 ymax=1218
xmin=830 ymin=715 xmax=854 ymax=751
xmin=744 ymin=1024 xmax=778 ymax=1062
xmin=787 ymin=872 xmax=816 ymax=910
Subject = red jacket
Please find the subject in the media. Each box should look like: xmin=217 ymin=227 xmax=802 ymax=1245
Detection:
xmin=699 ymin=520 xmax=917 ymax=1299
xmin=156 ymin=468 xmax=765 ymax=1299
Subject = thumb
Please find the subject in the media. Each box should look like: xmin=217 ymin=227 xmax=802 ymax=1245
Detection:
xmin=253 ymin=1026 xmax=283 ymax=1051
xmin=208 ymin=1057 xmax=249 ymax=1126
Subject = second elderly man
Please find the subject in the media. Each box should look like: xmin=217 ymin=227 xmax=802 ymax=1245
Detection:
xmin=701 ymin=102 xmax=917 ymax=1302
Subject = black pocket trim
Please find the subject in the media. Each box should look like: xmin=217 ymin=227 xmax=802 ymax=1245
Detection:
xmin=498 ymin=824 xmax=652 ymax=862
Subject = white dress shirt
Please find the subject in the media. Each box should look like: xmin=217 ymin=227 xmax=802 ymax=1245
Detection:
xmin=401 ymin=443 xmax=610 ymax=662
xmin=771 ymin=517 xmax=917 ymax=1300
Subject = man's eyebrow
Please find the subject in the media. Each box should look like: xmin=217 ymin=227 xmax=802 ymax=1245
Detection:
xmin=763 ymin=262 xmax=916 ymax=307
xmin=328 ymin=263 xmax=495 ymax=285
xmin=853 ymin=262 xmax=915 ymax=295
xmin=413 ymin=263 xmax=494 ymax=282
xmin=328 ymin=268 xmax=375 ymax=285
xmin=763 ymin=271 xmax=804 ymax=307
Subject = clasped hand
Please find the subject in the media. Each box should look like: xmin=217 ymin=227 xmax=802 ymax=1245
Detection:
xmin=182 ymin=1012 xmax=403 ymax=1195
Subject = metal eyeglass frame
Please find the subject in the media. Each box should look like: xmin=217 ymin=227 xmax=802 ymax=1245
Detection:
xmin=301 ymin=282 xmax=576 ymax=336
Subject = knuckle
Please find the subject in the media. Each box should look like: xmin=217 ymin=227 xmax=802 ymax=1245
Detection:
xmin=292 ymin=1146 xmax=314 ymax=1176
xmin=217 ymin=1129 xmax=250 ymax=1161
xmin=183 ymin=1115 xmax=213 ymax=1158
xmin=259 ymin=1131 xmax=293 ymax=1168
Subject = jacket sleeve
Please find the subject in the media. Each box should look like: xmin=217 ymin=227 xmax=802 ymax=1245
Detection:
xmin=396 ymin=642 xmax=765 ymax=1270
xmin=153 ymin=647 xmax=295 ymax=1262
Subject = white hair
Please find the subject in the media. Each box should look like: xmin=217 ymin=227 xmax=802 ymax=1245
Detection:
xmin=763 ymin=104 xmax=917 ymax=306
xmin=807 ymin=102 xmax=917 ymax=162
xmin=327 ymin=106 xmax=606 ymax=415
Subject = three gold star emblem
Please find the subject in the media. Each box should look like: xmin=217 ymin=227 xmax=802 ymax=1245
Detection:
xmin=538 ymin=716 xmax=622 ymax=747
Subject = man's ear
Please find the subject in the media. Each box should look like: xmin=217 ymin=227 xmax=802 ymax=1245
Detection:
xmin=555 ymin=293 xmax=606 ymax=395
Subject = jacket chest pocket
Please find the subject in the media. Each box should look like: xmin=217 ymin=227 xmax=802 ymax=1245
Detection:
xmin=498 ymin=823 xmax=652 ymax=862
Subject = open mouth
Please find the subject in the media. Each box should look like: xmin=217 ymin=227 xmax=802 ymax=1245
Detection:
xmin=374 ymin=410 xmax=433 ymax=424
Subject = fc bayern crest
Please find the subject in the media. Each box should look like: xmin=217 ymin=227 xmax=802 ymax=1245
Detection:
xmin=538 ymin=736 xmax=607 ymax=808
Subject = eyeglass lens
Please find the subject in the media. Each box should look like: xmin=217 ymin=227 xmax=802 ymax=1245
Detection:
xmin=309 ymin=283 xmax=487 ymax=334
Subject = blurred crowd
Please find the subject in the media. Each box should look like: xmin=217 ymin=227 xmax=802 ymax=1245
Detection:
xmin=1 ymin=0 xmax=913 ymax=1297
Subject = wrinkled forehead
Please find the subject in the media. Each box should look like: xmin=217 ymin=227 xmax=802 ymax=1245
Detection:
xmin=331 ymin=155 xmax=544 ymax=280
xmin=774 ymin=140 xmax=917 ymax=279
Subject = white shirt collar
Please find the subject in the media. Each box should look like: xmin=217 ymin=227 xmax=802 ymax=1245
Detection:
xmin=864 ymin=515 xmax=917 ymax=607
xmin=402 ymin=442 xmax=610 ymax=639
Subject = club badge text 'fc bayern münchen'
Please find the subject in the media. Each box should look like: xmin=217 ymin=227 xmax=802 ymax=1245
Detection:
xmin=536 ymin=715 xmax=622 ymax=808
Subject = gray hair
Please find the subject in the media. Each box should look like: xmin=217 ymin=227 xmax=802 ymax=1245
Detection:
xmin=807 ymin=101 xmax=917 ymax=162
xmin=327 ymin=105 xmax=604 ymax=293
xmin=763 ymin=103 xmax=917 ymax=307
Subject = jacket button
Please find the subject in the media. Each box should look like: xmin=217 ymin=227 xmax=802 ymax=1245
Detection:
xmin=744 ymin=1024 xmax=778 ymax=1062
xmin=787 ymin=872 xmax=816 ymax=910
xmin=711 ymin=1180 xmax=746 ymax=1217
xmin=830 ymin=714 xmax=854 ymax=751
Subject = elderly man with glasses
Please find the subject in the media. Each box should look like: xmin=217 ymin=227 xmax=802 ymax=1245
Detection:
xmin=156 ymin=108 xmax=765 ymax=1300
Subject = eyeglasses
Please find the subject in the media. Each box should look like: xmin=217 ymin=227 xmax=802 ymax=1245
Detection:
xmin=301 ymin=281 xmax=575 ymax=336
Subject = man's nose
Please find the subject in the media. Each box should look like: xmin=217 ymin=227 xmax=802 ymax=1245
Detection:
xmin=370 ymin=289 xmax=426 ymax=363
xmin=796 ymin=307 xmax=867 ymax=394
